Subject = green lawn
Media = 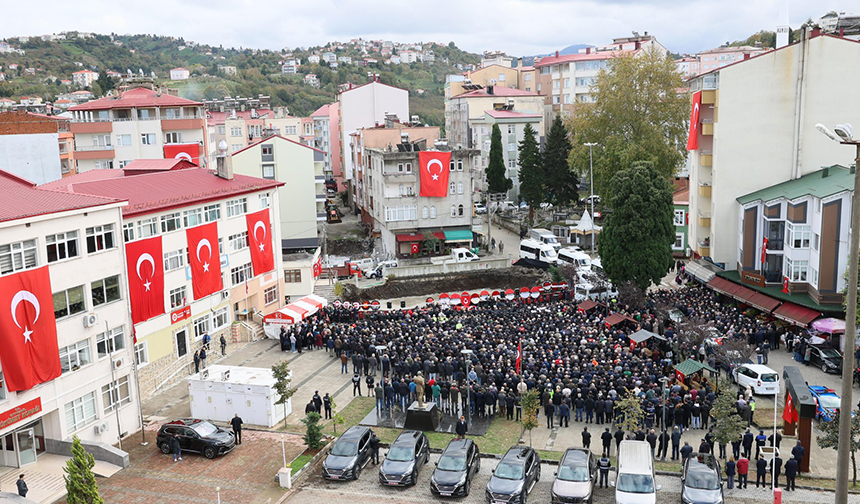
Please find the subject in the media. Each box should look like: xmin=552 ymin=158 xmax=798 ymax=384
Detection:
xmin=290 ymin=453 xmax=313 ymax=476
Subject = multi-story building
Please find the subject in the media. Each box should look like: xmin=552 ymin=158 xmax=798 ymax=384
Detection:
xmin=43 ymin=165 xmax=285 ymax=398
xmin=696 ymin=45 xmax=770 ymax=73
xmin=205 ymin=106 xmax=301 ymax=164
xmin=304 ymin=74 xmax=320 ymax=88
xmin=69 ymin=87 xmax=207 ymax=171
xmin=469 ymin=110 xmax=542 ymax=200
xmin=0 ymin=111 xmax=76 ymax=183
xmin=311 ymin=103 xmax=342 ymax=189
xmin=217 ymin=65 xmax=237 ymax=76
xmin=169 ymin=68 xmax=190 ymax=81
xmin=322 ymin=52 xmax=336 ymax=63
xmin=673 ymin=178 xmax=690 ymax=257
xmin=481 ymin=51 xmax=514 ymax=69
xmin=675 ymin=57 xmax=701 ymax=79
xmin=445 ymin=86 xmax=545 ymax=152
xmin=308 ymin=55 xmax=320 ymax=64
xmin=0 ymin=168 xmax=140 ymax=466
xmin=72 ymin=70 xmax=99 ymax=88
xmin=281 ymin=58 xmax=300 ymax=74
xmin=444 ymin=65 xmax=523 ymax=101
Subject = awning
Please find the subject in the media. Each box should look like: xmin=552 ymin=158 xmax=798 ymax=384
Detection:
xmin=746 ymin=292 xmax=780 ymax=313
xmin=605 ymin=313 xmax=638 ymax=327
xmin=773 ymin=302 xmax=821 ymax=327
xmin=443 ymin=229 xmax=473 ymax=242
xmin=263 ymin=294 xmax=328 ymax=324
xmin=628 ymin=329 xmax=666 ymax=343
xmin=732 ymin=285 xmax=758 ymax=305
xmin=674 ymin=358 xmax=718 ymax=377
xmin=396 ymin=232 xmax=445 ymax=242
xmin=577 ymin=300 xmax=600 ymax=312
xmin=685 ymin=261 xmax=720 ymax=283
xmin=708 ymin=277 xmax=742 ymax=297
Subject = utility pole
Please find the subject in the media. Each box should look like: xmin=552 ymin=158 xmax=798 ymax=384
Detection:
xmin=584 ymin=143 xmax=598 ymax=255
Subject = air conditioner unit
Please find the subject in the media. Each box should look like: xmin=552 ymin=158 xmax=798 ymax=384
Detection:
xmin=94 ymin=423 xmax=108 ymax=435
xmin=113 ymin=357 xmax=126 ymax=370
xmin=221 ymin=370 xmax=231 ymax=382
xmin=221 ymin=290 xmax=230 ymax=301
xmin=82 ymin=313 xmax=99 ymax=328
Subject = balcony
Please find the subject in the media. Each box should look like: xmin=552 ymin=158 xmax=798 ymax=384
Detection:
xmin=384 ymin=219 xmax=419 ymax=231
xmin=701 ymin=122 xmax=714 ymax=135
xmin=764 ymin=270 xmax=783 ymax=283
xmin=697 ymin=240 xmax=710 ymax=257
xmin=316 ymin=194 xmax=327 ymax=203
xmin=697 ymin=211 xmax=711 ymax=228
xmin=698 ymin=182 xmax=712 ymax=198
xmin=699 ymin=154 xmax=713 ymax=167
xmin=161 ymin=117 xmax=205 ymax=131
xmin=70 ymin=121 xmax=113 ymax=134
xmin=766 ymin=238 xmax=784 ymax=251
xmin=75 ymin=144 xmax=114 ymax=152
xmin=317 ymin=212 xmax=327 ymax=222
xmin=702 ymin=90 xmax=717 ymax=105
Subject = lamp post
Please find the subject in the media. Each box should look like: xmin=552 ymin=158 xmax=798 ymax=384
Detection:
xmin=583 ymin=143 xmax=598 ymax=255
xmin=815 ymin=122 xmax=860 ymax=504
xmin=461 ymin=349 xmax=473 ymax=428
xmin=658 ymin=376 xmax=669 ymax=435
xmin=281 ymin=434 xmax=287 ymax=469
xmin=216 ymin=486 xmax=221 ymax=504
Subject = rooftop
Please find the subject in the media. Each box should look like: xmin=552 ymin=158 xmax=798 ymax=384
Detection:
xmin=232 ymin=134 xmax=324 ymax=156
xmin=484 ymin=110 xmax=542 ymax=119
xmin=206 ymin=109 xmax=279 ymax=125
xmin=534 ymin=50 xmax=633 ymax=68
xmin=69 ymin=87 xmax=202 ymax=111
xmin=453 ymin=87 xmax=541 ymax=99
xmin=736 ymin=165 xmax=854 ymax=205
xmin=0 ymin=170 xmax=122 ymax=223
xmin=310 ymin=104 xmax=331 ymax=117
xmin=122 ymin=158 xmax=197 ymax=172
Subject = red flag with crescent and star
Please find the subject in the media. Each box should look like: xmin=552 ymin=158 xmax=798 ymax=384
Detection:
xmin=126 ymin=236 xmax=165 ymax=325
xmin=686 ymin=91 xmax=702 ymax=151
xmin=246 ymin=209 xmax=275 ymax=276
xmin=186 ymin=222 xmax=223 ymax=300
xmin=418 ymin=151 xmax=451 ymax=197
xmin=782 ymin=276 xmax=790 ymax=294
xmin=761 ymin=236 xmax=768 ymax=264
xmin=313 ymin=256 xmax=322 ymax=278
xmin=516 ymin=339 xmax=522 ymax=375
xmin=0 ymin=265 xmax=61 ymax=391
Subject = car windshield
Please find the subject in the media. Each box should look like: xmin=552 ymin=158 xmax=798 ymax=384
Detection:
xmin=761 ymin=373 xmax=779 ymax=383
xmin=617 ymin=474 xmax=655 ymax=493
xmin=819 ymin=394 xmax=841 ymax=409
xmin=820 ymin=348 xmax=842 ymax=358
xmin=437 ymin=455 xmax=467 ymax=471
xmin=192 ymin=422 xmax=218 ymax=437
xmin=331 ymin=440 xmax=358 ymax=457
xmin=387 ymin=445 xmax=415 ymax=462
xmin=558 ymin=463 xmax=590 ymax=482
xmin=686 ymin=470 xmax=720 ymax=490
xmin=543 ymin=249 xmax=557 ymax=259
xmin=494 ymin=461 xmax=524 ymax=480
xmin=546 ymin=237 xmax=558 ymax=244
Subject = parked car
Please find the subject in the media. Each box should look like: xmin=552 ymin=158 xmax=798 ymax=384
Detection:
xmin=379 ymin=430 xmax=430 ymax=487
xmin=612 ymin=440 xmax=659 ymax=504
xmin=322 ymin=426 xmax=374 ymax=481
xmin=156 ymin=418 xmax=236 ymax=459
xmin=486 ymin=445 xmax=541 ymax=504
xmin=807 ymin=345 xmax=843 ymax=374
xmin=579 ymin=195 xmax=601 ymax=206
xmin=681 ymin=453 xmax=723 ymax=504
xmin=364 ymin=260 xmax=398 ymax=279
xmin=551 ymin=448 xmax=596 ymax=504
xmin=810 ymin=385 xmax=843 ymax=422
xmin=474 ymin=202 xmax=488 ymax=214
xmin=430 ymin=438 xmax=481 ymax=497
xmin=731 ymin=364 xmax=780 ymax=395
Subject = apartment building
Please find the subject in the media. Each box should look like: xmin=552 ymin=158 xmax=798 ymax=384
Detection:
xmin=481 ymin=51 xmax=514 ymax=68
xmin=43 ymin=166 xmax=285 ymax=398
xmin=169 ymin=68 xmax=190 ymax=81
xmin=0 ymin=111 xmax=77 ymax=183
xmin=72 ymin=70 xmax=99 ymax=88
xmin=311 ymin=103 xmax=342 ymax=188
xmin=675 ymin=57 xmax=701 ymax=79
xmin=281 ymin=58 xmax=300 ymax=74
xmin=0 ymin=169 xmax=139 ymax=467
xmin=469 ymin=110 xmax=542 ymax=200
xmin=205 ymin=106 xmax=301 ymax=163
xmin=697 ymin=45 xmax=770 ymax=74
xmin=445 ymin=86 xmax=545 ymax=152
xmin=445 ymin=65 xmax=522 ymax=101
xmin=68 ymin=87 xmax=207 ymax=171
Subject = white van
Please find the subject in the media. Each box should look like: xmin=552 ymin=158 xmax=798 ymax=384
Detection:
xmin=519 ymin=239 xmax=558 ymax=264
xmin=529 ymin=228 xmax=561 ymax=251
xmin=557 ymin=248 xmax=591 ymax=270
xmin=612 ymin=440 xmax=660 ymax=504
xmin=591 ymin=257 xmax=605 ymax=276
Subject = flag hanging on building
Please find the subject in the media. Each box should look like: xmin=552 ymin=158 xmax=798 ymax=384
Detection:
xmin=245 ymin=209 xmax=275 ymax=276
xmin=686 ymin=91 xmax=702 ymax=151
xmin=782 ymin=276 xmax=789 ymax=294
xmin=126 ymin=236 xmax=165 ymax=325
xmin=418 ymin=151 xmax=451 ymax=197
xmin=163 ymin=143 xmax=201 ymax=165
xmin=313 ymin=256 xmax=322 ymax=278
xmin=186 ymin=222 xmax=223 ymax=299
xmin=761 ymin=236 xmax=768 ymax=264
xmin=0 ymin=266 xmax=62 ymax=391
xmin=782 ymin=391 xmax=798 ymax=424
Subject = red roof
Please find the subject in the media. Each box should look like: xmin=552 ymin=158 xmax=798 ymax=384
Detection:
xmin=0 ymin=170 xmax=122 ymax=223
xmin=485 ymin=110 xmax=541 ymax=119
xmin=41 ymin=169 xmax=125 ymax=192
xmin=44 ymin=168 xmax=283 ymax=217
xmin=232 ymin=134 xmax=324 ymax=156
xmin=122 ymin=159 xmax=198 ymax=172
xmin=310 ymin=104 xmax=332 ymax=117
xmin=69 ymin=87 xmax=202 ymax=111
xmin=773 ymin=302 xmax=821 ymax=327
xmin=453 ymin=87 xmax=540 ymax=99
xmin=534 ymin=50 xmax=632 ymax=68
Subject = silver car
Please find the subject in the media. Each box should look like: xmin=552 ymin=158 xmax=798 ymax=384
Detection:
xmin=551 ymin=448 xmax=596 ymax=504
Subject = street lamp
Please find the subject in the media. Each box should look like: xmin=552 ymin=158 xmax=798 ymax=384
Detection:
xmin=658 ymin=376 xmax=669 ymax=435
xmin=216 ymin=486 xmax=221 ymax=504
xmin=815 ymin=122 xmax=860 ymax=504
xmin=583 ymin=143 xmax=598 ymax=255
xmin=461 ymin=349 xmax=473 ymax=429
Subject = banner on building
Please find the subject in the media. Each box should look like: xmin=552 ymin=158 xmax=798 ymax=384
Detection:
xmin=126 ymin=236 xmax=165 ymax=325
xmin=418 ymin=151 xmax=452 ymax=197
xmin=686 ymin=91 xmax=702 ymax=151
xmin=246 ymin=209 xmax=275 ymax=276
xmin=186 ymin=222 xmax=223 ymax=299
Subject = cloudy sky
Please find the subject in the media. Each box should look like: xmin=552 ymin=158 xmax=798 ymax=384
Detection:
xmin=3 ymin=0 xmax=846 ymax=56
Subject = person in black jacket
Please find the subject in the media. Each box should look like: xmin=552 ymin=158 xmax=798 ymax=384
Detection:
xmin=725 ymin=457 xmax=736 ymax=489
xmin=581 ymin=427 xmax=591 ymax=448
xmin=680 ymin=441 xmax=693 ymax=462
xmin=305 ymin=400 xmax=316 ymax=415
xmin=230 ymin=413 xmax=243 ymax=444
xmin=584 ymin=396 xmax=595 ymax=423
xmin=313 ymin=391 xmax=323 ymax=413
xmin=755 ymin=455 xmax=768 ymax=488
xmin=369 ymin=433 xmax=380 ymax=464
xmin=545 ymin=402 xmax=555 ymax=428
xmin=657 ymin=429 xmax=669 ymax=461
xmin=742 ymin=429 xmax=754 ymax=458
xmin=170 ymin=433 xmax=182 ymax=462
xmin=671 ymin=427 xmax=682 ymax=460
xmin=784 ymin=455 xmax=798 ymax=491
xmin=323 ymin=393 xmax=333 ymax=419
xmin=791 ymin=441 xmax=805 ymax=475
xmin=771 ymin=456 xmax=783 ymax=489
xmin=595 ymin=397 xmax=605 ymax=424
xmin=456 ymin=415 xmax=468 ymax=439
xmin=16 ymin=475 xmax=27 ymax=497
xmin=601 ymin=428 xmax=613 ymax=457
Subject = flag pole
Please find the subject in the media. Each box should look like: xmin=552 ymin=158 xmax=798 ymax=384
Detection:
xmin=107 ymin=320 xmax=123 ymax=451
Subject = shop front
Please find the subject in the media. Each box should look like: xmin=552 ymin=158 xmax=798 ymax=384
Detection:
xmin=0 ymin=398 xmax=47 ymax=468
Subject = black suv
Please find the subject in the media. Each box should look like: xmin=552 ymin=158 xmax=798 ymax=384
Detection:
xmin=486 ymin=446 xmax=541 ymax=504
xmin=431 ymin=438 xmax=481 ymax=497
xmin=379 ymin=430 xmax=430 ymax=487
xmin=808 ymin=345 xmax=843 ymax=373
xmin=156 ymin=418 xmax=236 ymax=459
xmin=681 ymin=453 xmax=723 ymax=504
xmin=323 ymin=426 xmax=373 ymax=481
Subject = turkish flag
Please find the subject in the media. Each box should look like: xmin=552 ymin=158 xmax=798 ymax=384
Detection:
xmin=186 ymin=222 xmax=223 ymax=300
xmin=686 ymin=91 xmax=701 ymax=151
xmin=0 ymin=266 xmax=61 ymax=392
xmin=411 ymin=243 xmax=419 ymax=254
xmin=246 ymin=209 xmax=275 ymax=276
xmin=516 ymin=339 xmax=522 ymax=375
xmin=163 ymin=143 xmax=200 ymax=165
xmin=313 ymin=257 xmax=322 ymax=278
xmin=783 ymin=392 xmax=798 ymax=424
xmin=418 ymin=151 xmax=451 ymax=197
xmin=761 ymin=236 xmax=768 ymax=264
xmin=783 ymin=276 xmax=789 ymax=294
xmin=126 ymin=236 xmax=165 ymax=325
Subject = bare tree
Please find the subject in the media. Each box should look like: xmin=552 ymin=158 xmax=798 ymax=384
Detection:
xmin=675 ymin=316 xmax=714 ymax=358
xmin=618 ymin=281 xmax=646 ymax=310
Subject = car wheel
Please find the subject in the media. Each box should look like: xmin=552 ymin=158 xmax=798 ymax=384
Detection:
xmin=821 ymin=363 xmax=828 ymax=373
xmin=159 ymin=442 xmax=171 ymax=454
xmin=355 ymin=464 xmax=362 ymax=480
xmin=464 ymin=478 xmax=471 ymax=496
xmin=412 ymin=469 xmax=418 ymax=486
xmin=203 ymin=446 xmax=217 ymax=459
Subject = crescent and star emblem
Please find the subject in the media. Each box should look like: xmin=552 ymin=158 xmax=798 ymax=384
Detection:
xmin=11 ymin=290 xmax=40 ymax=343
xmin=136 ymin=253 xmax=156 ymax=292
xmin=196 ymin=239 xmax=212 ymax=272
xmin=254 ymin=221 xmax=266 ymax=252
xmin=692 ymin=102 xmax=699 ymax=134
xmin=427 ymin=159 xmax=443 ymax=181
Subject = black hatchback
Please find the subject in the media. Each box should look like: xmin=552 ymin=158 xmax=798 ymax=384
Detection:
xmin=322 ymin=426 xmax=373 ymax=481
xmin=486 ymin=446 xmax=541 ymax=504
xmin=379 ymin=430 xmax=430 ymax=487
xmin=156 ymin=418 xmax=236 ymax=459
xmin=431 ymin=438 xmax=481 ymax=497
xmin=809 ymin=345 xmax=843 ymax=373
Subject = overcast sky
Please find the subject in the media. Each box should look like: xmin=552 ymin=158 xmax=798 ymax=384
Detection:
xmin=2 ymin=0 xmax=846 ymax=56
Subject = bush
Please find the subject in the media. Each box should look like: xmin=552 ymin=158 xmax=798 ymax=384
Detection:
xmin=302 ymin=412 xmax=325 ymax=450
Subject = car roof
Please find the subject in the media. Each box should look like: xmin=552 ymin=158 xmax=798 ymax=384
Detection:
xmin=809 ymin=385 xmax=837 ymax=396
xmin=443 ymin=438 xmax=472 ymax=454
xmin=393 ymin=430 xmax=423 ymax=445
xmin=687 ymin=453 xmax=718 ymax=472
xmin=561 ymin=448 xmax=590 ymax=464
xmin=741 ymin=364 xmax=778 ymax=374
xmin=164 ymin=418 xmax=207 ymax=428
xmin=502 ymin=445 xmax=533 ymax=461
xmin=340 ymin=426 xmax=370 ymax=440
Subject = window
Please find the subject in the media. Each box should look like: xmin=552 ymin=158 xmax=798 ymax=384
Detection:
xmin=226 ymin=198 xmax=248 ymax=217
xmin=673 ymin=232 xmax=685 ymax=250
xmin=59 ymin=339 xmax=91 ymax=374
xmin=265 ymin=285 xmax=278 ymax=305
xmin=161 ymin=212 xmax=181 ymax=233
xmin=229 ymin=232 xmax=249 ymax=251
xmin=183 ymin=208 xmax=203 ymax=228
xmin=397 ymin=162 xmax=404 ymax=173
xmin=261 ymin=164 xmax=275 ymax=179
xmin=193 ymin=315 xmax=209 ymax=340
xmin=405 ymin=162 xmax=412 ymax=173
xmin=164 ymin=132 xmax=183 ymax=144
xmin=204 ymin=204 xmax=221 ymax=222
xmin=451 ymin=205 xmax=457 ymax=217
xmin=508 ymin=159 xmax=516 ymax=169
xmin=525 ymin=74 xmax=532 ymax=81
xmin=218 ymin=126 xmax=225 ymax=135
xmin=784 ymin=257 xmax=809 ymax=282
xmin=507 ymin=125 xmax=515 ymax=135
xmin=422 ymin=206 xmax=429 ymax=219
xmin=164 ymin=249 xmax=185 ymax=271
xmin=0 ymin=373 xmax=6 ymax=401
xmin=0 ymin=239 xmax=37 ymax=274
xmin=230 ymin=127 xmax=243 ymax=137
xmin=102 ymin=376 xmax=131 ymax=413
xmin=53 ymin=285 xmax=85 ymax=319
xmin=91 ymin=275 xmax=121 ymax=307
xmin=92 ymin=134 xmax=111 ymax=147
xmin=259 ymin=193 xmax=270 ymax=209
xmin=813 ymin=232 xmax=820 ymax=251
xmin=86 ymin=224 xmax=115 ymax=253
xmin=65 ymin=392 xmax=96 ymax=433
xmin=430 ymin=206 xmax=436 ymax=219
xmin=284 ymin=125 xmax=297 ymax=135
xmin=46 ymin=231 xmax=79 ymax=262
xmin=449 ymin=161 xmax=455 ymax=172
xmin=811 ymin=267 xmax=819 ymax=286
xmin=96 ymin=326 xmax=125 ymax=358
xmin=134 ymin=342 xmax=149 ymax=367
xmin=457 ymin=160 xmax=463 ymax=171
xmin=384 ymin=205 xmax=417 ymax=222
xmin=498 ymin=73 xmax=506 ymax=82
xmin=94 ymin=160 xmax=114 ymax=170
xmin=553 ymin=80 xmax=560 ymax=89
xmin=449 ymin=182 xmax=456 ymax=195
xmin=231 ymin=263 xmax=252 ymax=286
xmin=137 ymin=217 xmax=158 ymax=238
xmin=552 ymin=96 xmax=560 ymax=105
xmin=140 ymin=133 xmax=156 ymax=145
xmin=123 ymin=223 xmax=135 ymax=242
xmin=116 ymin=134 xmax=131 ymax=146
xmin=674 ymin=210 xmax=685 ymax=226
xmin=790 ymin=224 xmax=811 ymax=248
xmin=213 ymin=307 xmax=229 ymax=328
xmin=169 ymin=286 xmax=186 ymax=308
xmin=458 ymin=204 xmax=464 ymax=217
xmin=284 ymin=269 xmax=302 ymax=283
xmin=563 ymin=94 xmax=571 ymax=104
xmin=457 ymin=182 xmax=464 ymax=194
xmin=262 ymin=145 xmax=273 ymax=157
xmin=231 ymin=144 xmax=242 ymax=152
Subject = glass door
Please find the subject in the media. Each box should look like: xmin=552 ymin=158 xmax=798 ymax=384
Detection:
xmin=16 ymin=429 xmax=35 ymax=466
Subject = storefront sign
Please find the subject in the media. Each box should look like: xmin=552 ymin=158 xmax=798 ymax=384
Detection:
xmin=0 ymin=398 xmax=42 ymax=430
xmin=170 ymin=305 xmax=192 ymax=324
xmin=741 ymin=271 xmax=766 ymax=288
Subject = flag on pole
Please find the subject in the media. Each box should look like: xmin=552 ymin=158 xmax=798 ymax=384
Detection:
xmin=516 ymin=339 xmax=522 ymax=375
xmin=761 ymin=236 xmax=768 ymax=264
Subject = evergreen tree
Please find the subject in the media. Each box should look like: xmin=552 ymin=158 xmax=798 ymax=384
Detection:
xmin=616 ymin=396 xmax=644 ymax=434
xmin=302 ymin=411 xmax=325 ymax=450
xmin=63 ymin=436 xmax=103 ymax=504
xmin=520 ymin=389 xmax=540 ymax=447
xmin=710 ymin=390 xmax=746 ymax=456
xmin=817 ymin=409 xmax=860 ymax=486
xmin=543 ymin=115 xmax=576 ymax=207
xmin=598 ymin=161 xmax=674 ymax=291
xmin=485 ymin=124 xmax=512 ymax=194
xmin=272 ymin=360 xmax=296 ymax=429
xmin=517 ymin=122 xmax=544 ymax=223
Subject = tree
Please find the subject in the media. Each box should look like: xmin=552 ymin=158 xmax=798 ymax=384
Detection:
xmin=272 ymin=360 xmax=296 ymax=429
xmin=422 ymin=230 xmax=440 ymax=255
xmin=330 ymin=396 xmax=345 ymax=435
xmin=302 ymin=411 xmax=325 ymax=450
xmin=543 ymin=115 xmax=576 ymax=207
xmin=568 ymin=47 xmax=688 ymax=199
xmin=63 ymin=436 xmax=103 ymax=504
xmin=520 ymin=389 xmax=540 ymax=447
xmin=517 ymin=122 xmax=544 ymax=223
xmin=817 ymin=409 xmax=860 ymax=486
xmin=617 ymin=281 xmax=647 ymax=310
xmin=485 ymin=124 xmax=512 ymax=194
xmin=710 ymin=390 xmax=746 ymax=456
xmin=598 ymin=162 xmax=674 ymax=291
xmin=616 ymin=395 xmax=643 ymax=434
xmin=94 ymin=72 xmax=114 ymax=94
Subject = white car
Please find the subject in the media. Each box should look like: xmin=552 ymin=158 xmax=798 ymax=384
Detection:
xmin=732 ymin=364 xmax=780 ymax=395
xmin=473 ymin=202 xmax=487 ymax=214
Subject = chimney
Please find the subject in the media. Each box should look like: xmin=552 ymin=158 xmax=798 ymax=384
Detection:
xmin=586 ymin=47 xmax=591 ymax=54
xmin=744 ymin=53 xmax=750 ymax=60
xmin=555 ymin=50 xmax=559 ymax=58
xmin=487 ymin=85 xmax=494 ymax=95
xmin=635 ymin=41 xmax=641 ymax=50
xmin=216 ymin=140 xmax=233 ymax=180
xmin=811 ymin=27 xmax=821 ymax=38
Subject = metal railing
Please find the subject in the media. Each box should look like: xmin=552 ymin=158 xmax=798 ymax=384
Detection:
xmin=75 ymin=145 xmax=114 ymax=152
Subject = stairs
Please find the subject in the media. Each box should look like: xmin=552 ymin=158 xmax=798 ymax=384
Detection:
xmin=246 ymin=319 xmax=265 ymax=340
xmin=314 ymin=282 xmax=337 ymax=301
